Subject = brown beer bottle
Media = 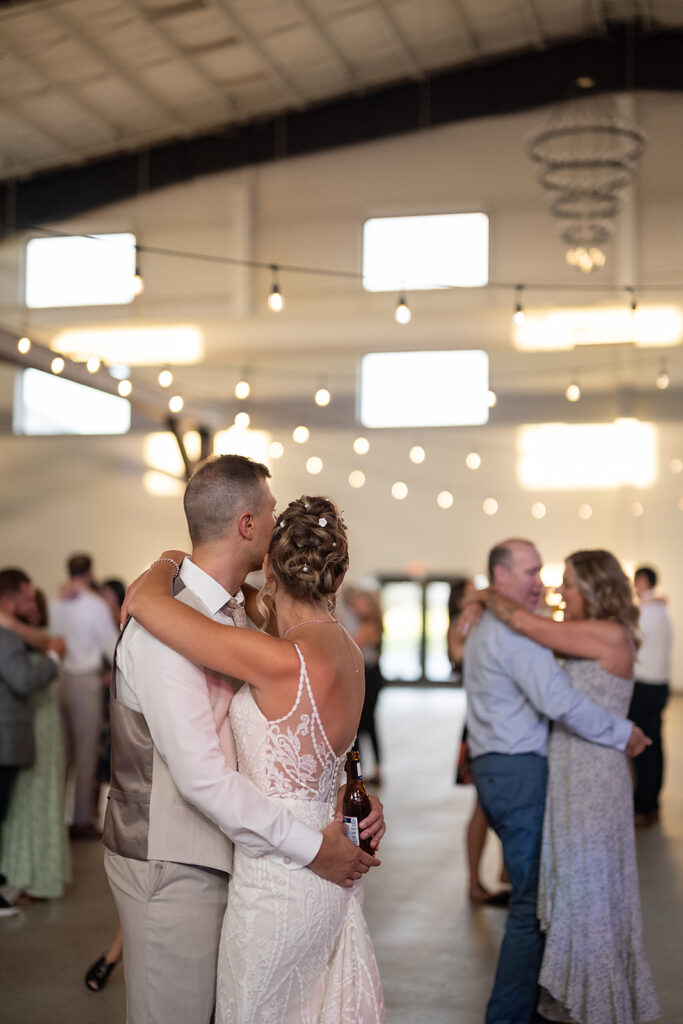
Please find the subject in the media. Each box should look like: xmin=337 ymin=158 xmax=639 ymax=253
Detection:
xmin=342 ymin=748 xmax=373 ymax=855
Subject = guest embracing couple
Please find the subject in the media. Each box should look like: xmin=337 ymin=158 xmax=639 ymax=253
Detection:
xmin=104 ymin=454 xmax=386 ymax=1023
xmin=462 ymin=538 xmax=661 ymax=1024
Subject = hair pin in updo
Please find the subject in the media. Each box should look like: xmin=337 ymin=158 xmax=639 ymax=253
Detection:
xmin=278 ymin=520 xmax=285 ymax=528
xmin=318 ymin=517 xmax=327 ymax=527
xmin=302 ymin=564 xmax=309 ymax=573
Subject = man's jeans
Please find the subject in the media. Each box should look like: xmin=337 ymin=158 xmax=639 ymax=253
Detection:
xmin=472 ymin=752 xmax=548 ymax=1024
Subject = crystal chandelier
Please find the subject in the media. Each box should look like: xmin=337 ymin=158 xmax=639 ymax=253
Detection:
xmin=527 ymin=91 xmax=646 ymax=272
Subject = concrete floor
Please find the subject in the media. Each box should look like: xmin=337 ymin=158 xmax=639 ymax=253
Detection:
xmin=1 ymin=689 xmax=681 ymax=1023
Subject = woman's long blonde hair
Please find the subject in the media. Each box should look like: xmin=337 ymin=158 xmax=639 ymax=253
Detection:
xmin=568 ymin=549 xmax=640 ymax=649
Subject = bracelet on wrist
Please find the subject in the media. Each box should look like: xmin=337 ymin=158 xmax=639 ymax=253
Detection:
xmin=151 ymin=557 xmax=181 ymax=578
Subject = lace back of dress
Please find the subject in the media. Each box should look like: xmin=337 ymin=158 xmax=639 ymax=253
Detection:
xmin=263 ymin=644 xmax=345 ymax=803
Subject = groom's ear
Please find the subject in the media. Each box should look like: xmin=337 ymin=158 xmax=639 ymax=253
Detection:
xmin=237 ymin=510 xmax=253 ymax=540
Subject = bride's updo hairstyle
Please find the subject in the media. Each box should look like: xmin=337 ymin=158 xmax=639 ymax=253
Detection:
xmin=268 ymin=495 xmax=349 ymax=608
xmin=568 ymin=549 xmax=640 ymax=649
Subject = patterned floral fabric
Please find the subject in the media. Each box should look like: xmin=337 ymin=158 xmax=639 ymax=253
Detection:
xmin=537 ymin=658 xmax=660 ymax=1024
xmin=216 ymin=644 xmax=385 ymax=1024
xmin=0 ymin=683 xmax=71 ymax=898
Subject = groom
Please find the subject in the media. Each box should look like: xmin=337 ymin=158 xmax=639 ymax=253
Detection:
xmin=104 ymin=454 xmax=381 ymax=1024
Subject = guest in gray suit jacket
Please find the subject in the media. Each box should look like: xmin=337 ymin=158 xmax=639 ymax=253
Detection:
xmin=0 ymin=569 xmax=62 ymax=845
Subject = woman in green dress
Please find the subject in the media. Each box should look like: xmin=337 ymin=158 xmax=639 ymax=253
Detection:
xmin=0 ymin=591 xmax=71 ymax=899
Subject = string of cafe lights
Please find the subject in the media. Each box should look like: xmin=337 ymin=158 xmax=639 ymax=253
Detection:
xmin=17 ymin=221 xmax=683 ymax=325
xmin=8 ymin=325 xmax=683 ymax=524
xmin=6 ymin=224 xmax=682 ymax=474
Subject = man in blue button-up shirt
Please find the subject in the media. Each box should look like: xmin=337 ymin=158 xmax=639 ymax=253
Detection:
xmin=463 ymin=538 xmax=646 ymax=1024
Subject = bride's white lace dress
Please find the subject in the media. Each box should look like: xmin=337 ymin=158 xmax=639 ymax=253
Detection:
xmin=215 ymin=643 xmax=385 ymax=1024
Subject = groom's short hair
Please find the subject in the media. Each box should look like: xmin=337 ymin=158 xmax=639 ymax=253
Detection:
xmin=184 ymin=454 xmax=271 ymax=546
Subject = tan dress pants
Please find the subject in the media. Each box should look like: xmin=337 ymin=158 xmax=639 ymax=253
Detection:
xmin=104 ymin=849 xmax=229 ymax=1024
xmin=56 ymin=669 xmax=102 ymax=825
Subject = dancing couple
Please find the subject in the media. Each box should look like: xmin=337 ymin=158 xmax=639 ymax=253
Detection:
xmin=103 ymin=454 xmax=386 ymax=1023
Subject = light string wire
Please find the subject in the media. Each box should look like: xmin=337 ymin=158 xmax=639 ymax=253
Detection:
xmin=14 ymin=221 xmax=683 ymax=295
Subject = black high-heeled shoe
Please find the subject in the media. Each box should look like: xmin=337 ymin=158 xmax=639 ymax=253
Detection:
xmin=85 ymin=954 xmax=118 ymax=991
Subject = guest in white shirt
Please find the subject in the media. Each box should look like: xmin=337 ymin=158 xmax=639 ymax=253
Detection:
xmin=629 ymin=566 xmax=673 ymax=826
xmin=49 ymin=553 xmax=119 ymax=838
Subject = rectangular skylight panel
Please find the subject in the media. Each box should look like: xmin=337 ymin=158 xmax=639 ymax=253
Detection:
xmin=517 ymin=420 xmax=657 ymax=489
xmin=359 ymin=350 xmax=489 ymax=427
xmin=362 ymin=213 xmax=488 ymax=291
xmin=25 ymin=232 xmax=137 ymax=308
xmin=13 ymin=369 xmax=131 ymax=435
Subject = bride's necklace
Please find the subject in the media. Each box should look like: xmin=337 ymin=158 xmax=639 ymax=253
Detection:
xmin=283 ymin=618 xmax=338 ymax=637
xmin=283 ymin=618 xmax=360 ymax=674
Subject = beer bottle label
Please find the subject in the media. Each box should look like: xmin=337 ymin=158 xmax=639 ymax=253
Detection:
xmin=343 ymin=815 xmax=361 ymax=846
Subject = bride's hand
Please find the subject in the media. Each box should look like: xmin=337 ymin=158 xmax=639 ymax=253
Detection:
xmin=120 ymin=550 xmax=188 ymax=627
xmin=458 ymin=588 xmax=487 ymax=637
xmin=0 ymin=608 xmax=16 ymax=630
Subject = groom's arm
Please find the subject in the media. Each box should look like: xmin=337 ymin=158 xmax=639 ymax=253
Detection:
xmin=120 ymin=624 xmax=376 ymax=882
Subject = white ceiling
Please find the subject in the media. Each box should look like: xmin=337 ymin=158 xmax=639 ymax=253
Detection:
xmin=2 ymin=0 xmax=682 ymax=182
xmin=0 ymin=0 xmax=682 ymax=436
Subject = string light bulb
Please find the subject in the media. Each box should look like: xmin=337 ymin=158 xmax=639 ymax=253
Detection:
xmin=315 ymin=388 xmax=331 ymax=407
xmin=158 ymin=368 xmax=173 ymax=388
xmin=234 ymin=411 xmax=250 ymax=429
xmin=51 ymin=356 xmax=65 ymax=374
xmin=513 ymin=285 xmax=525 ymax=325
xmin=292 ymin=425 xmax=310 ymax=444
xmin=267 ymin=266 xmax=284 ymax=312
xmin=169 ymin=395 xmax=184 ymax=413
xmin=395 ymin=294 xmax=411 ymax=325
xmin=133 ymin=267 xmax=144 ymax=296
xmin=17 ymin=336 xmax=31 ymax=354
xmin=118 ymin=379 xmax=132 ymax=397
xmin=235 ymin=379 xmax=250 ymax=399
xmin=86 ymin=357 xmax=101 ymax=373
xmin=656 ymin=366 xmax=670 ymax=390
xmin=565 ymin=382 xmax=581 ymax=402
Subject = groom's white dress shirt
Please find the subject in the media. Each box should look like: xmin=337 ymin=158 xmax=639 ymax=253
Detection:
xmin=116 ymin=556 xmax=322 ymax=870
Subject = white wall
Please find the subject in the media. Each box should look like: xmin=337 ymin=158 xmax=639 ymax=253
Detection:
xmin=0 ymin=411 xmax=679 ymax=687
xmin=0 ymin=95 xmax=681 ymax=686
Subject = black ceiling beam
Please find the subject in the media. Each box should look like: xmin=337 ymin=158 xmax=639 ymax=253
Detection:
xmin=3 ymin=21 xmax=682 ymax=231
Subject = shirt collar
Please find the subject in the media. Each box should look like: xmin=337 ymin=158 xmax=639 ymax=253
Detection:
xmin=179 ymin=556 xmax=243 ymax=615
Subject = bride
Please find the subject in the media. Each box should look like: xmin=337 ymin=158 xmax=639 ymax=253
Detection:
xmin=125 ymin=495 xmax=385 ymax=1024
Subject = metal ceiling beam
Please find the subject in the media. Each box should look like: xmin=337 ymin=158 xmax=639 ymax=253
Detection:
xmin=0 ymin=99 xmax=72 ymax=159
xmin=48 ymin=2 xmax=192 ymax=133
xmin=4 ymin=23 xmax=682 ymax=225
xmin=447 ymin=0 xmax=483 ymax=59
xmin=0 ymin=39 xmax=122 ymax=144
xmin=290 ymin=0 xmax=360 ymax=88
xmin=0 ymin=325 xmax=221 ymax=432
xmin=203 ymin=0 xmax=306 ymax=106
xmin=587 ymin=0 xmax=608 ymax=34
xmin=519 ymin=0 xmax=547 ymax=50
xmin=122 ymin=0 xmax=241 ymax=115
xmin=373 ymin=0 xmax=425 ymax=80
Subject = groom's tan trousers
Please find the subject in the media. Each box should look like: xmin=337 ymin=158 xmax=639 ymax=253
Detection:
xmin=105 ymin=848 xmax=229 ymax=1024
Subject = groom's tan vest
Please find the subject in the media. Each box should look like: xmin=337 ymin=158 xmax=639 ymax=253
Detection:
xmin=103 ymin=579 xmax=236 ymax=873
